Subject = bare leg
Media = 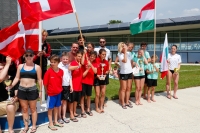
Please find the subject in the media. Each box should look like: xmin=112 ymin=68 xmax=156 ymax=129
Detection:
xmin=99 ymin=85 xmax=106 ymax=112
xmin=6 ymin=104 xmax=16 ymax=133
xmin=173 ymin=73 xmax=179 ymax=99
xmin=61 ymin=100 xmax=67 ymax=119
xmin=125 ymin=79 xmax=132 ymax=105
xmin=86 ymin=96 xmax=91 ymax=112
xmin=139 ymin=78 xmax=145 ymax=105
xmin=53 ymin=107 xmax=60 ymax=125
xmin=73 ymin=102 xmax=78 ymax=116
xmin=166 ymin=71 xmax=172 ymax=98
xmin=48 ymin=109 xmax=54 ymax=127
xmin=147 ymin=87 xmax=151 ymax=103
xmin=69 ymin=103 xmax=74 ymax=119
xmin=80 ymin=96 xmax=85 ymax=114
xmin=143 ymin=84 xmax=148 ymax=99
xmin=19 ymin=99 xmax=29 ymax=131
xmin=29 ymin=100 xmax=37 ymax=130
xmin=134 ymin=79 xmax=140 ymax=105
xmin=120 ymin=80 xmax=127 ymax=106
xmin=94 ymin=86 xmax=101 ymax=113
xmin=151 ymin=87 xmax=156 ymax=102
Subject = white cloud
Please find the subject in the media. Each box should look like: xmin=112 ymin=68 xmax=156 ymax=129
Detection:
xmin=183 ymin=8 xmax=200 ymax=16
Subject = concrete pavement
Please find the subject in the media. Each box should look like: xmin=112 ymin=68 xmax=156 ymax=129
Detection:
xmin=17 ymin=87 xmax=200 ymax=133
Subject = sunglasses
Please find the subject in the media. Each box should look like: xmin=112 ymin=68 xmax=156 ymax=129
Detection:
xmin=99 ymin=41 xmax=105 ymax=43
xmin=73 ymin=47 xmax=78 ymax=49
xmin=25 ymin=54 xmax=33 ymax=57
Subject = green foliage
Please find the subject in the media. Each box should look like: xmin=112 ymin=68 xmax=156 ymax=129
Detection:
xmin=108 ymin=20 xmax=123 ymax=24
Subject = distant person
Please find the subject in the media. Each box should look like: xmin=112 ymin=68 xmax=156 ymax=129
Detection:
xmin=34 ymin=29 xmax=52 ymax=79
xmin=139 ymin=42 xmax=151 ymax=99
xmin=117 ymin=42 xmax=133 ymax=109
xmin=133 ymin=49 xmax=148 ymax=105
xmin=166 ymin=45 xmax=182 ymax=99
xmin=77 ymin=35 xmax=86 ymax=51
xmin=145 ymin=55 xmax=159 ymax=103
xmin=67 ymin=42 xmax=79 ymax=62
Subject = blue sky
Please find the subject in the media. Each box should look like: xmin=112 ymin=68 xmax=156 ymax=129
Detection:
xmin=42 ymin=0 xmax=200 ymax=30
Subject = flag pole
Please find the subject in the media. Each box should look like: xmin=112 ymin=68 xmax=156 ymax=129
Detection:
xmin=39 ymin=21 xmax=44 ymax=105
xmin=75 ymin=12 xmax=85 ymax=48
xmin=153 ymin=0 xmax=156 ymax=64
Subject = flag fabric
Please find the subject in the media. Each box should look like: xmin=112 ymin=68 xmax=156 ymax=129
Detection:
xmin=0 ymin=20 xmax=39 ymax=60
xmin=0 ymin=21 xmax=26 ymax=60
xmin=24 ymin=22 xmax=39 ymax=51
xmin=18 ymin=0 xmax=76 ymax=23
xmin=130 ymin=0 xmax=155 ymax=35
xmin=160 ymin=33 xmax=169 ymax=79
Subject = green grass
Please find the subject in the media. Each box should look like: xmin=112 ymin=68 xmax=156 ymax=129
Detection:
xmin=90 ymin=65 xmax=200 ymax=101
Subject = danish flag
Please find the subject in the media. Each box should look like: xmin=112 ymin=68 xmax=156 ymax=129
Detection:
xmin=18 ymin=0 xmax=76 ymax=23
xmin=0 ymin=21 xmax=40 ymax=60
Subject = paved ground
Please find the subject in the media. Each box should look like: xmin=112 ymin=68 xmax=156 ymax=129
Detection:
xmin=12 ymin=87 xmax=200 ymax=133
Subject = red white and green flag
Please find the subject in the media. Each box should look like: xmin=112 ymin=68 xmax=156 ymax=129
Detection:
xmin=130 ymin=0 xmax=155 ymax=35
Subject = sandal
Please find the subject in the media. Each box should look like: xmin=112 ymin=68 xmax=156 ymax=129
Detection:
xmin=122 ymin=105 xmax=127 ymax=109
xmin=21 ymin=128 xmax=29 ymax=133
xmin=74 ymin=114 xmax=81 ymax=118
xmin=86 ymin=111 xmax=93 ymax=116
xmin=30 ymin=128 xmax=37 ymax=133
xmin=173 ymin=96 xmax=178 ymax=99
xmin=62 ymin=117 xmax=70 ymax=123
xmin=48 ymin=126 xmax=57 ymax=131
xmin=58 ymin=119 xmax=64 ymax=124
xmin=81 ymin=112 xmax=87 ymax=118
xmin=126 ymin=104 xmax=133 ymax=108
xmin=70 ymin=117 xmax=78 ymax=122
xmin=54 ymin=123 xmax=64 ymax=127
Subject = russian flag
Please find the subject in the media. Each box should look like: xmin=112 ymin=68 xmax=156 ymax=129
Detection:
xmin=160 ymin=33 xmax=169 ymax=79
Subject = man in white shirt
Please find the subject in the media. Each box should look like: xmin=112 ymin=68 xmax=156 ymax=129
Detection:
xmin=94 ymin=37 xmax=112 ymax=105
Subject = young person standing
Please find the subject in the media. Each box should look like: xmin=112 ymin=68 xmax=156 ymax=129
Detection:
xmin=80 ymin=51 xmax=97 ymax=117
xmin=68 ymin=51 xmax=83 ymax=122
xmin=58 ymin=52 xmax=73 ymax=123
xmin=118 ymin=42 xmax=133 ymax=109
xmin=94 ymin=49 xmax=109 ymax=113
xmin=145 ymin=55 xmax=159 ymax=103
xmin=43 ymin=55 xmax=64 ymax=131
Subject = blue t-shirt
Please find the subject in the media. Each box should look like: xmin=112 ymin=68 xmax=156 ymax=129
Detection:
xmin=146 ymin=63 xmax=160 ymax=79
xmin=133 ymin=57 xmax=146 ymax=76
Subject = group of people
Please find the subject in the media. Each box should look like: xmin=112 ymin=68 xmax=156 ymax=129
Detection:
xmin=0 ymin=31 xmax=182 ymax=132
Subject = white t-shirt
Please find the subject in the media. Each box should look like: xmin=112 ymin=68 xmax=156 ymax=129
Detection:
xmin=58 ymin=62 xmax=71 ymax=86
xmin=168 ymin=53 xmax=182 ymax=70
xmin=94 ymin=47 xmax=111 ymax=61
xmin=118 ymin=52 xmax=132 ymax=74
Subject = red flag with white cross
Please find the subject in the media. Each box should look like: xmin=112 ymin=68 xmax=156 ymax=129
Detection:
xmin=18 ymin=0 xmax=76 ymax=23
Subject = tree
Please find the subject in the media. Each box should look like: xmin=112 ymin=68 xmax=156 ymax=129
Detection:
xmin=108 ymin=20 xmax=123 ymax=24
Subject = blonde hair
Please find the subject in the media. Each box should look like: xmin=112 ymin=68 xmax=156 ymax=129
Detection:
xmin=151 ymin=55 xmax=158 ymax=60
xmin=42 ymin=29 xmax=48 ymax=36
xmin=118 ymin=42 xmax=126 ymax=53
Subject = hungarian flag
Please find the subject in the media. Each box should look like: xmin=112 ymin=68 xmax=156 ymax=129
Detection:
xmin=0 ymin=21 xmax=26 ymax=60
xmin=130 ymin=0 xmax=155 ymax=35
xmin=160 ymin=33 xmax=169 ymax=79
xmin=18 ymin=0 xmax=76 ymax=23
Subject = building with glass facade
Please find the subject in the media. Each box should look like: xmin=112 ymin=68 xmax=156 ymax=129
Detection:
xmin=47 ymin=15 xmax=200 ymax=63
xmin=0 ymin=0 xmax=18 ymax=29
